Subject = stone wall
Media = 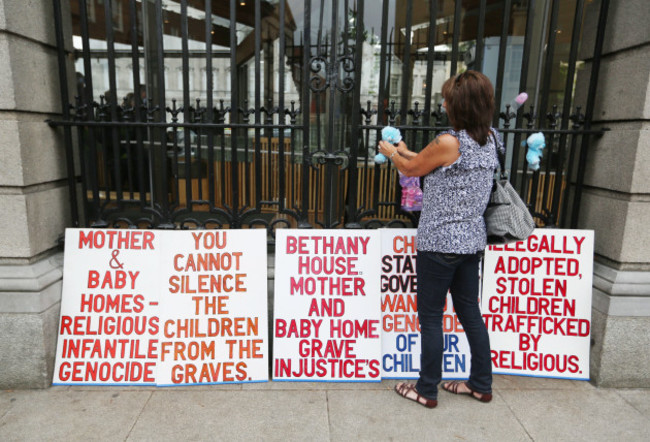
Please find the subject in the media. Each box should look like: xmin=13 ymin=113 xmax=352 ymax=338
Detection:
xmin=575 ymin=0 xmax=650 ymax=386
xmin=0 ymin=0 xmax=72 ymax=388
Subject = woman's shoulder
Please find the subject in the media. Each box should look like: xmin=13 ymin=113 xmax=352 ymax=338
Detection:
xmin=451 ymin=129 xmax=499 ymax=170
xmin=445 ymin=129 xmax=475 ymax=145
xmin=437 ymin=132 xmax=460 ymax=148
xmin=454 ymin=128 xmax=500 ymax=149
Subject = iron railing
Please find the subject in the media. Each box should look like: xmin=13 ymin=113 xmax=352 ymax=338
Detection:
xmin=49 ymin=0 xmax=609 ymax=239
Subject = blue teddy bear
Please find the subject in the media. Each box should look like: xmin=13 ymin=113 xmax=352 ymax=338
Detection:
xmin=524 ymin=132 xmax=546 ymax=171
xmin=375 ymin=126 xmax=402 ymax=163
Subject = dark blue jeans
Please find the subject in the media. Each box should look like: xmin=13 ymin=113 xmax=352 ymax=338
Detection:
xmin=415 ymin=251 xmax=492 ymax=400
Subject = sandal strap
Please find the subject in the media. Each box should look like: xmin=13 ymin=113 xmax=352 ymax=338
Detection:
xmin=395 ymin=383 xmax=437 ymax=408
xmin=465 ymin=383 xmax=493 ymax=403
xmin=444 ymin=381 xmax=493 ymax=403
xmin=443 ymin=380 xmax=464 ymax=394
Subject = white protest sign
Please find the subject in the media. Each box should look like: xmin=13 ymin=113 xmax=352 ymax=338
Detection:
xmin=482 ymin=229 xmax=594 ymax=379
xmin=53 ymin=229 xmax=269 ymax=386
xmin=53 ymin=229 xmax=162 ymax=385
xmin=272 ymin=229 xmax=382 ymax=381
xmin=380 ymin=229 xmax=472 ymax=380
xmin=157 ymin=229 xmax=269 ymax=385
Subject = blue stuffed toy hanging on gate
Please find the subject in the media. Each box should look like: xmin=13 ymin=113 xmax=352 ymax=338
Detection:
xmin=524 ymin=132 xmax=546 ymax=171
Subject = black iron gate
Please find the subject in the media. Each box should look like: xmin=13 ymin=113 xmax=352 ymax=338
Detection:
xmin=50 ymin=0 xmax=609 ymax=236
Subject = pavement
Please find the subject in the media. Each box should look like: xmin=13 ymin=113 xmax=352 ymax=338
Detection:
xmin=1 ymin=375 xmax=648 ymax=441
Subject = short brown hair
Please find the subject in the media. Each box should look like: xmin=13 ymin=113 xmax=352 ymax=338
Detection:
xmin=441 ymin=70 xmax=495 ymax=145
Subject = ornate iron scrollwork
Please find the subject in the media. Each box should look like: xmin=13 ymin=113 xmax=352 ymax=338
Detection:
xmin=310 ymin=149 xmax=350 ymax=170
xmin=360 ymin=100 xmax=377 ymax=124
xmin=408 ymin=101 xmax=424 ymax=125
xmin=570 ymin=107 xmax=585 ymax=129
xmin=546 ymin=105 xmax=562 ymax=129
xmin=385 ymin=100 xmax=400 ymax=125
xmin=285 ymin=101 xmax=300 ymax=123
xmin=308 ymin=51 xmax=356 ymax=93
xmin=431 ymin=103 xmax=445 ymax=125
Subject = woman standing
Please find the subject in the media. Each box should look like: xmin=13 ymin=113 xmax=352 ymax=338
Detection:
xmin=378 ymin=70 xmax=500 ymax=408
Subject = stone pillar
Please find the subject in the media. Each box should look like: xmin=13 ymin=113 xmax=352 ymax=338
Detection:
xmin=576 ymin=0 xmax=650 ymax=387
xmin=0 ymin=1 xmax=72 ymax=388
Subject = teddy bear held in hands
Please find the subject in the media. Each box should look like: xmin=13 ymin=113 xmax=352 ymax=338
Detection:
xmin=374 ymin=126 xmax=402 ymax=164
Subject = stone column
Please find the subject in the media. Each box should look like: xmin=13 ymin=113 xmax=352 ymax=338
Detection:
xmin=0 ymin=1 xmax=73 ymax=388
xmin=576 ymin=0 xmax=650 ymax=387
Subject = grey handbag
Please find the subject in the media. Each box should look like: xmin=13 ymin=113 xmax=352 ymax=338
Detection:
xmin=484 ymin=133 xmax=535 ymax=244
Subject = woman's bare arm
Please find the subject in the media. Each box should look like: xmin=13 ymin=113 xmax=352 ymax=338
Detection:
xmin=377 ymin=134 xmax=460 ymax=177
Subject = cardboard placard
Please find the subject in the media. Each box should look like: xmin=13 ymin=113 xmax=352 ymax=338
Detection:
xmin=53 ymin=229 xmax=268 ymax=386
xmin=272 ymin=230 xmax=382 ymax=381
xmin=380 ymin=229 xmax=472 ymax=379
xmin=482 ymin=229 xmax=594 ymax=379
xmin=157 ymin=230 xmax=268 ymax=385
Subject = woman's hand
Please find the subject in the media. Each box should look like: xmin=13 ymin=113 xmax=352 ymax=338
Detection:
xmin=379 ymin=140 xmax=417 ymax=161
xmin=396 ymin=141 xmax=417 ymax=160
xmin=377 ymin=140 xmax=399 ymax=160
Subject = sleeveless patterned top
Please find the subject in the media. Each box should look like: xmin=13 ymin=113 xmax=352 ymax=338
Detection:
xmin=416 ymin=128 xmax=503 ymax=254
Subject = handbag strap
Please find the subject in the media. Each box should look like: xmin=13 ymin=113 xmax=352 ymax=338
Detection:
xmin=490 ymin=130 xmax=507 ymax=179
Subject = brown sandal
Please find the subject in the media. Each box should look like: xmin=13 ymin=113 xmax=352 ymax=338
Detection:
xmin=442 ymin=380 xmax=492 ymax=403
xmin=395 ymin=382 xmax=437 ymax=408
